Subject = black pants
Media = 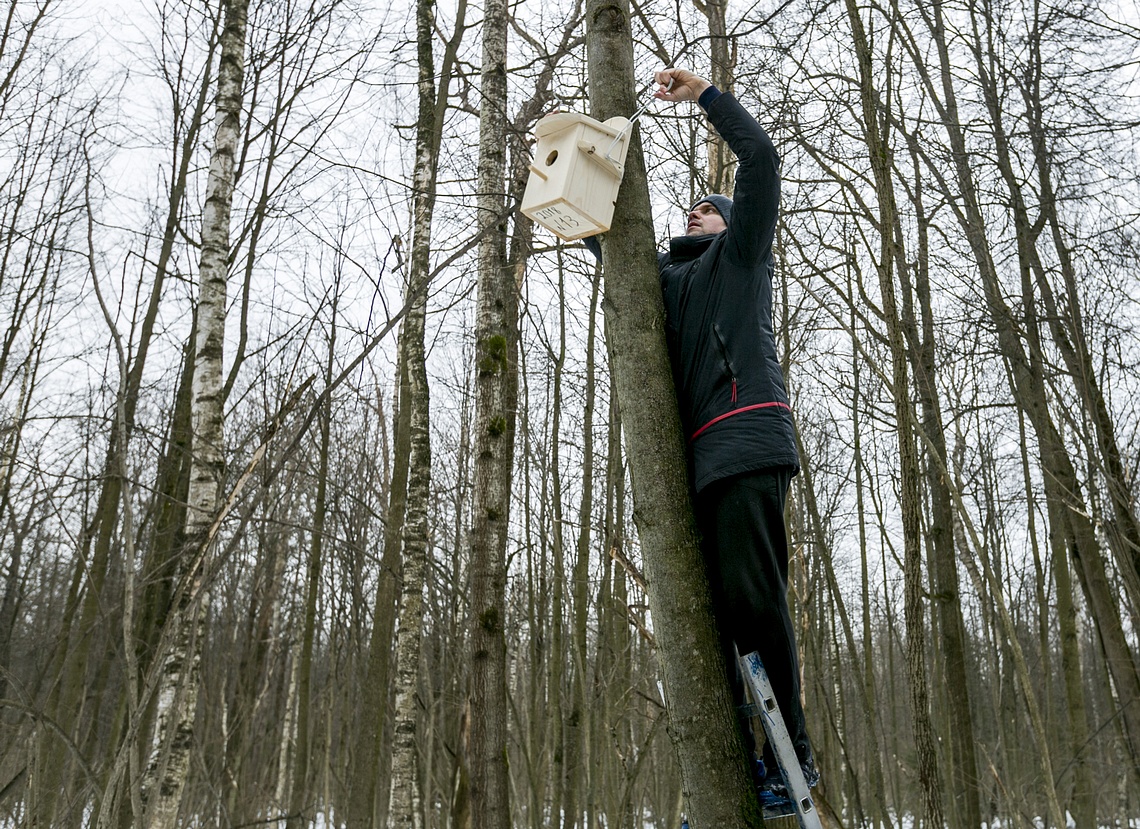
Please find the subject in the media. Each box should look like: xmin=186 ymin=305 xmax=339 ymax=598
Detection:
xmin=693 ymin=467 xmax=812 ymax=770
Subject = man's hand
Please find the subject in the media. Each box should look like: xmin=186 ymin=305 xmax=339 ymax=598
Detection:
xmin=653 ymin=68 xmax=711 ymax=104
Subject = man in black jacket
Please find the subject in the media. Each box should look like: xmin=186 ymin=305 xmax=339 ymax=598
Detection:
xmin=588 ymin=67 xmax=817 ymax=800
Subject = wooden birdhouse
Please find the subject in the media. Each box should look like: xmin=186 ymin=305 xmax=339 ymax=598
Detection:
xmin=521 ymin=112 xmax=633 ymax=241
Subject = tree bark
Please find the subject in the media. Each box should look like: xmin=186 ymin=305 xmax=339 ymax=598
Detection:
xmin=585 ymin=3 xmax=759 ymax=827
xmin=386 ymin=263 xmax=432 ymax=829
xmin=696 ymin=0 xmax=735 ymax=196
xmin=465 ymin=0 xmax=514 ymax=823
xmin=898 ymin=130 xmax=981 ymax=829
xmin=1046 ymin=479 xmax=1096 ymax=828
xmin=842 ymin=4 xmax=946 ymax=827
xmin=913 ymin=0 xmax=1140 ymax=777
xmin=386 ymin=0 xmax=446 ymax=820
xmin=138 ymin=1 xmax=249 ymax=826
xmin=347 ymin=332 xmax=411 ymax=829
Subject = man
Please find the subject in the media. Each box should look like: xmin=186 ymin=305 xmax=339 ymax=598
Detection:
xmin=587 ymin=67 xmax=817 ymax=806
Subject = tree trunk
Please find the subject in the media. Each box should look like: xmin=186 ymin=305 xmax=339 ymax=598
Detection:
xmin=842 ymin=3 xmax=945 ymax=826
xmin=386 ymin=289 xmax=432 ymax=828
xmin=696 ymin=0 xmax=735 ymax=196
xmin=565 ymin=265 xmax=602 ymax=829
xmin=349 ymin=1 xmax=465 ymax=823
xmin=137 ymin=2 xmax=248 ymax=826
xmin=549 ymin=263 xmax=568 ymax=827
xmin=915 ymin=0 xmax=1140 ymax=778
xmin=1047 ymin=490 xmax=1096 ymax=827
xmin=585 ymin=3 xmax=759 ymax=827
xmin=897 ymin=132 xmax=982 ymax=829
xmin=286 ymin=303 xmax=337 ymax=829
xmin=222 ymin=462 xmax=289 ymax=827
xmin=846 ymin=278 xmax=886 ymax=829
xmin=465 ymin=0 xmax=515 ymax=823
xmin=794 ymin=432 xmax=887 ymax=825
xmin=386 ymin=0 xmax=445 ymax=821
xmin=347 ymin=333 xmax=411 ymax=829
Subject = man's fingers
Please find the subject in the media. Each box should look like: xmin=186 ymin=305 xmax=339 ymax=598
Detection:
xmin=653 ymin=70 xmax=683 ymax=101
xmin=654 ymin=82 xmax=678 ymax=99
xmin=655 ymin=68 xmax=702 ymax=102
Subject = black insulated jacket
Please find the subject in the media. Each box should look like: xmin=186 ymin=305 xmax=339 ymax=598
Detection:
xmin=584 ymin=91 xmax=799 ymax=492
xmin=659 ymin=92 xmax=798 ymax=492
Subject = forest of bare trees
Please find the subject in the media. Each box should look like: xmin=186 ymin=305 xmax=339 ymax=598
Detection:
xmin=0 ymin=0 xmax=1138 ymax=827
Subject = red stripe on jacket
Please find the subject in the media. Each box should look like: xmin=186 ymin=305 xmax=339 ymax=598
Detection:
xmin=690 ymin=401 xmax=792 ymax=441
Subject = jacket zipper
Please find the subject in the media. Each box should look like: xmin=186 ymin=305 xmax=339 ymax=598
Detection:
xmin=712 ymin=324 xmax=738 ymax=407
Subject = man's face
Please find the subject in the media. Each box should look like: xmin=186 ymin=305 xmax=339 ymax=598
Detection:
xmin=686 ymin=201 xmax=727 ymax=236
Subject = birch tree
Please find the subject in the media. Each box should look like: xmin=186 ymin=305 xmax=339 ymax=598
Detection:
xmin=347 ymin=3 xmax=465 ymax=824
xmin=385 ymin=0 xmax=448 ymax=821
xmin=138 ymin=1 xmax=249 ymax=825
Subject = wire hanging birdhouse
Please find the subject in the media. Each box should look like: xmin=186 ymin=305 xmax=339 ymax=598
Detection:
xmin=521 ymin=112 xmax=633 ymax=242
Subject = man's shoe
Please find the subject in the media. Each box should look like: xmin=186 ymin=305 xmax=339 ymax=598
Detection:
xmin=755 ymin=756 xmax=819 ymax=818
xmin=758 ymin=761 xmax=820 ymax=798
xmin=756 ymin=789 xmax=793 ymax=821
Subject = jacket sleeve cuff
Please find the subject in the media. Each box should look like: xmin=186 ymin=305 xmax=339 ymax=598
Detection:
xmin=698 ymin=85 xmax=722 ymax=111
xmin=582 ymin=235 xmax=602 ymax=262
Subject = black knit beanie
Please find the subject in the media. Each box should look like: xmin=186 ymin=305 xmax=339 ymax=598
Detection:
xmin=691 ymin=194 xmax=733 ymax=227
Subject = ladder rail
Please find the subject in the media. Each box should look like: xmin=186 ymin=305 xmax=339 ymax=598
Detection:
xmin=740 ymin=651 xmax=823 ymax=829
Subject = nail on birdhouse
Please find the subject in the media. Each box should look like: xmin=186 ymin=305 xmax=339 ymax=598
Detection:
xmin=521 ymin=112 xmax=633 ymax=241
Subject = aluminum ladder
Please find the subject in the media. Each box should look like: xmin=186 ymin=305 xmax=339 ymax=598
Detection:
xmin=740 ymin=651 xmax=822 ymax=829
